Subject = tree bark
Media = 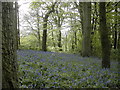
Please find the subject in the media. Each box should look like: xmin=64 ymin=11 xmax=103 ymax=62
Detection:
xmin=42 ymin=18 xmax=48 ymax=51
xmin=0 ymin=1 xmax=2 ymax=89
xmin=65 ymin=33 xmax=67 ymax=51
xmin=99 ymin=2 xmax=111 ymax=68
xmin=117 ymin=8 xmax=120 ymax=80
xmin=2 ymin=2 xmax=19 ymax=88
xmin=14 ymin=2 xmax=20 ymax=50
xmin=118 ymin=31 xmax=120 ymax=72
xmin=113 ymin=4 xmax=118 ymax=49
xmin=58 ymin=29 xmax=62 ymax=51
xmin=52 ymin=31 xmax=55 ymax=47
xmin=17 ymin=3 xmax=20 ymax=48
xmin=74 ymin=31 xmax=77 ymax=47
xmin=82 ymin=2 xmax=91 ymax=57
xmin=36 ymin=10 xmax=41 ymax=50
xmin=14 ymin=2 xmax=18 ymax=49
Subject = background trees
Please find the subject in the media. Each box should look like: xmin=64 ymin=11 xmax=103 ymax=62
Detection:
xmin=19 ymin=1 xmax=119 ymax=69
xmin=1 ymin=1 xmax=119 ymax=88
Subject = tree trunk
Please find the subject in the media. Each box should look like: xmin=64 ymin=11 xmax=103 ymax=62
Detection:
xmin=113 ymin=4 xmax=118 ymax=49
xmin=99 ymin=2 xmax=111 ymax=68
xmin=57 ymin=16 xmax=62 ymax=51
xmin=14 ymin=2 xmax=18 ymax=49
xmin=37 ymin=10 xmax=41 ymax=50
xmin=117 ymin=9 xmax=120 ymax=77
xmin=82 ymin=2 xmax=91 ymax=57
xmin=52 ymin=31 xmax=55 ymax=47
xmin=0 ymin=1 xmax=2 ymax=89
xmin=58 ymin=30 xmax=62 ymax=51
xmin=74 ymin=31 xmax=77 ymax=47
xmin=2 ymin=2 xmax=19 ymax=88
xmin=42 ymin=18 xmax=47 ymax=51
xmin=14 ymin=2 xmax=20 ymax=50
xmin=65 ymin=33 xmax=67 ymax=51
xmin=42 ymin=2 xmax=56 ymax=51
xmin=17 ymin=3 xmax=20 ymax=48
xmin=114 ymin=30 xmax=117 ymax=49
xmin=118 ymin=31 xmax=120 ymax=75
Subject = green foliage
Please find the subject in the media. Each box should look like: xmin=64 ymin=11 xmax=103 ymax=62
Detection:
xmin=19 ymin=1 xmax=119 ymax=61
xmin=110 ymin=49 xmax=119 ymax=61
xmin=30 ymin=2 xmax=46 ymax=9
xmin=20 ymin=34 xmax=39 ymax=50
xmin=92 ymin=31 xmax=102 ymax=57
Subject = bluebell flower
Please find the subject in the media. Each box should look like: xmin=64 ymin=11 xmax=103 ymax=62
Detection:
xmin=37 ymin=72 xmax=42 ymax=76
xmin=41 ymin=58 xmax=46 ymax=62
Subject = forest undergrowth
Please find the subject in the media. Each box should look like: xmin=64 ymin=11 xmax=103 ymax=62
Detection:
xmin=17 ymin=50 xmax=119 ymax=88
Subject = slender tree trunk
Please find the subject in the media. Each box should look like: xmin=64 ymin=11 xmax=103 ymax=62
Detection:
xmin=2 ymin=2 xmax=19 ymax=88
xmin=74 ymin=31 xmax=77 ymax=48
xmin=72 ymin=39 xmax=74 ymax=50
xmin=57 ymin=16 xmax=62 ymax=51
xmin=114 ymin=5 xmax=118 ymax=49
xmin=65 ymin=33 xmax=67 ymax=52
xmin=38 ymin=34 xmax=41 ymax=50
xmin=117 ymin=5 xmax=120 ymax=77
xmin=42 ymin=18 xmax=47 ymax=51
xmin=99 ymin=2 xmax=111 ymax=68
xmin=37 ymin=10 xmax=41 ymax=50
xmin=114 ymin=30 xmax=117 ymax=49
xmin=14 ymin=2 xmax=18 ymax=49
xmin=82 ymin=2 xmax=91 ymax=57
xmin=52 ymin=31 xmax=55 ymax=47
xmin=14 ymin=2 xmax=20 ymax=50
xmin=58 ymin=30 xmax=62 ymax=51
xmin=17 ymin=4 xmax=20 ymax=48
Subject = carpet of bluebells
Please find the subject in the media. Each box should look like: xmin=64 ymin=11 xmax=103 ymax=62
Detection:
xmin=17 ymin=50 xmax=120 ymax=88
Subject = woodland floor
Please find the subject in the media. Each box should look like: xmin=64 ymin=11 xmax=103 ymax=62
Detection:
xmin=17 ymin=50 xmax=120 ymax=88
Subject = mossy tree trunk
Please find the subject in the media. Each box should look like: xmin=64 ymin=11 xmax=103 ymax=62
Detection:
xmin=2 ymin=2 xmax=19 ymax=88
xmin=82 ymin=2 xmax=91 ymax=57
xmin=99 ymin=2 xmax=111 ymax=68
